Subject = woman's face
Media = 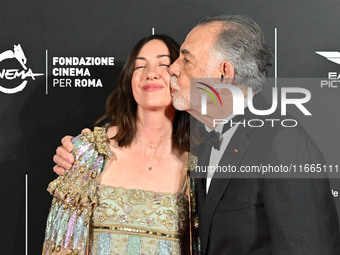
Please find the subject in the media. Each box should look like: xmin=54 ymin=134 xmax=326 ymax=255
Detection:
xmin=131 ymin=39 xmax=173 ymax=111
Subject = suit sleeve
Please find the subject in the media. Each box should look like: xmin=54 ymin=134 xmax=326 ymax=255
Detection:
xmin=263 ymin=127 xmax=340 ymax=255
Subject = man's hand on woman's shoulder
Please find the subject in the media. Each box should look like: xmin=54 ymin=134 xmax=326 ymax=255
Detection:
xmin=53 ymin=128 xmax=92 ymax=175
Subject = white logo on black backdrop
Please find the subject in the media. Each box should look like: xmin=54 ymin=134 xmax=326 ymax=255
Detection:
xmin=316 ymin=51 xmax=340 ymax=65
xmin=52 ymin=57 xmax=114 ymax=88
xmin=0 ymin=44 xmax=43 ymax=94
xmin=315 ymin=51 xmax=340 ymax=88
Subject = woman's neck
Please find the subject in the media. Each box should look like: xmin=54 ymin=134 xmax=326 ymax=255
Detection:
xmin=136 ymin=106 xmax=175 ymax=145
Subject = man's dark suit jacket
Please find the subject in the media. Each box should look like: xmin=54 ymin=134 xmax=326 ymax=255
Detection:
xmin=193 ymin=95 xmax=340 ymax=255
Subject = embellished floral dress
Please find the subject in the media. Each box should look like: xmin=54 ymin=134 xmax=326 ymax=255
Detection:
xmin=42 ymin=126 xmax=198 ymax=255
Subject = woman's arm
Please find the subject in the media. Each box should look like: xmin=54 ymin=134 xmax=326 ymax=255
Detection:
xmin=43 ymin=127 xmax=110 ymax=255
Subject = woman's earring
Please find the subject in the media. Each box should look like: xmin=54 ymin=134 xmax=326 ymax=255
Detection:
xmin=220 ymin=74 xmax=224 ymax=82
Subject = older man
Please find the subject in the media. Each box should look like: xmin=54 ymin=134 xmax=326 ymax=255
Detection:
xmin=54 ymin=15 xmax=340 ymax=255
xmin=168 ymin=15 xmax=340 ymax=255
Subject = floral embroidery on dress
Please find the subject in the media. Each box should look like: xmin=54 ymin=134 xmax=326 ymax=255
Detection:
xmin=42 ymin=125 xmax=199 ymax=255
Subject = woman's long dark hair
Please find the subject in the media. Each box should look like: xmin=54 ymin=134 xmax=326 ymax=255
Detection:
xmin=96 ymin=34 xmax=190 ymax=152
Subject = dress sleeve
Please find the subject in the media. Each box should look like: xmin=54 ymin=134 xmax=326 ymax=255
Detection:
xmin=42 ymin=127 xmax=111 ymax=255
xmin=186 ymin=153 xmax=201 ymax=255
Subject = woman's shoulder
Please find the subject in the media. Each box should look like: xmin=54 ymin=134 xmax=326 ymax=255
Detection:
xmin=42 ymin=126 xmax=113 ymax=255
xmin=186 ymin=152 xmax=198 ymax=172
xmin=72 ymin=124 xmax=113 ymax=158
xmin=47 ymin=124 xmax=113 ymax=203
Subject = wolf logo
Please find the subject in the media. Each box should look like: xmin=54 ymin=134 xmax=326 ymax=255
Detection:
xmin=0 ymin=44 xmax=28 ymax=70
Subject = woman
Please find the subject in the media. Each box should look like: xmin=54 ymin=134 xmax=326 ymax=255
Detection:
xmin=42 ymin=35 xmax=198 ymax=255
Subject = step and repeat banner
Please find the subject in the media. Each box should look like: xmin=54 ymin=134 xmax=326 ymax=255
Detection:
xmin=1 ymin=0 xmax=339 ymax=254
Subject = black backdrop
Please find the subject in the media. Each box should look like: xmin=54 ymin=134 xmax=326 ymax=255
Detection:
xmin=1 ymin=0 xmax=340 ymax=254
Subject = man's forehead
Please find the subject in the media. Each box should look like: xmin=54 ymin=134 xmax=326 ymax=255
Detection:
xmin=180 ymin=34 xmax=208 ymax=57
xmin=180 ymin=23 xmax=222 ymax=55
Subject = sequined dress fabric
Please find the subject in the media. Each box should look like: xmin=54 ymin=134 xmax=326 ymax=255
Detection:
xmin=90 ymin=185 xmax=188 ymax=254
xmin=42 ymin=126 xmax=195 ymax=255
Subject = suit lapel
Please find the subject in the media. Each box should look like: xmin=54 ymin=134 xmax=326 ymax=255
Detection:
xmin=199 ymin=129 xmax=250 ymax=254
xmin=198 ymin=95 xmax=270 ymax=254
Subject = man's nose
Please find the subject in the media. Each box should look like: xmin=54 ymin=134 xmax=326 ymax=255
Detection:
xmin=169 ymin=60 xmax=180 ymax=77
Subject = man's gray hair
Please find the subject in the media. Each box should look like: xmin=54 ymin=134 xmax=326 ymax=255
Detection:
xmin=198 ymin=15 xmax=272 ymax=93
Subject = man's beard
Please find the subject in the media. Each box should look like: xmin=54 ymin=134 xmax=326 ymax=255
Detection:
xmin=170 ymin=76 xmax=190 ymax=111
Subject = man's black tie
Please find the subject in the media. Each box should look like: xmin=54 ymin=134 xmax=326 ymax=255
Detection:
xmin=198 ymin=120 xmax=237 ymax=150
xmin=198 ymin=126 xmax=222 ymax=150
